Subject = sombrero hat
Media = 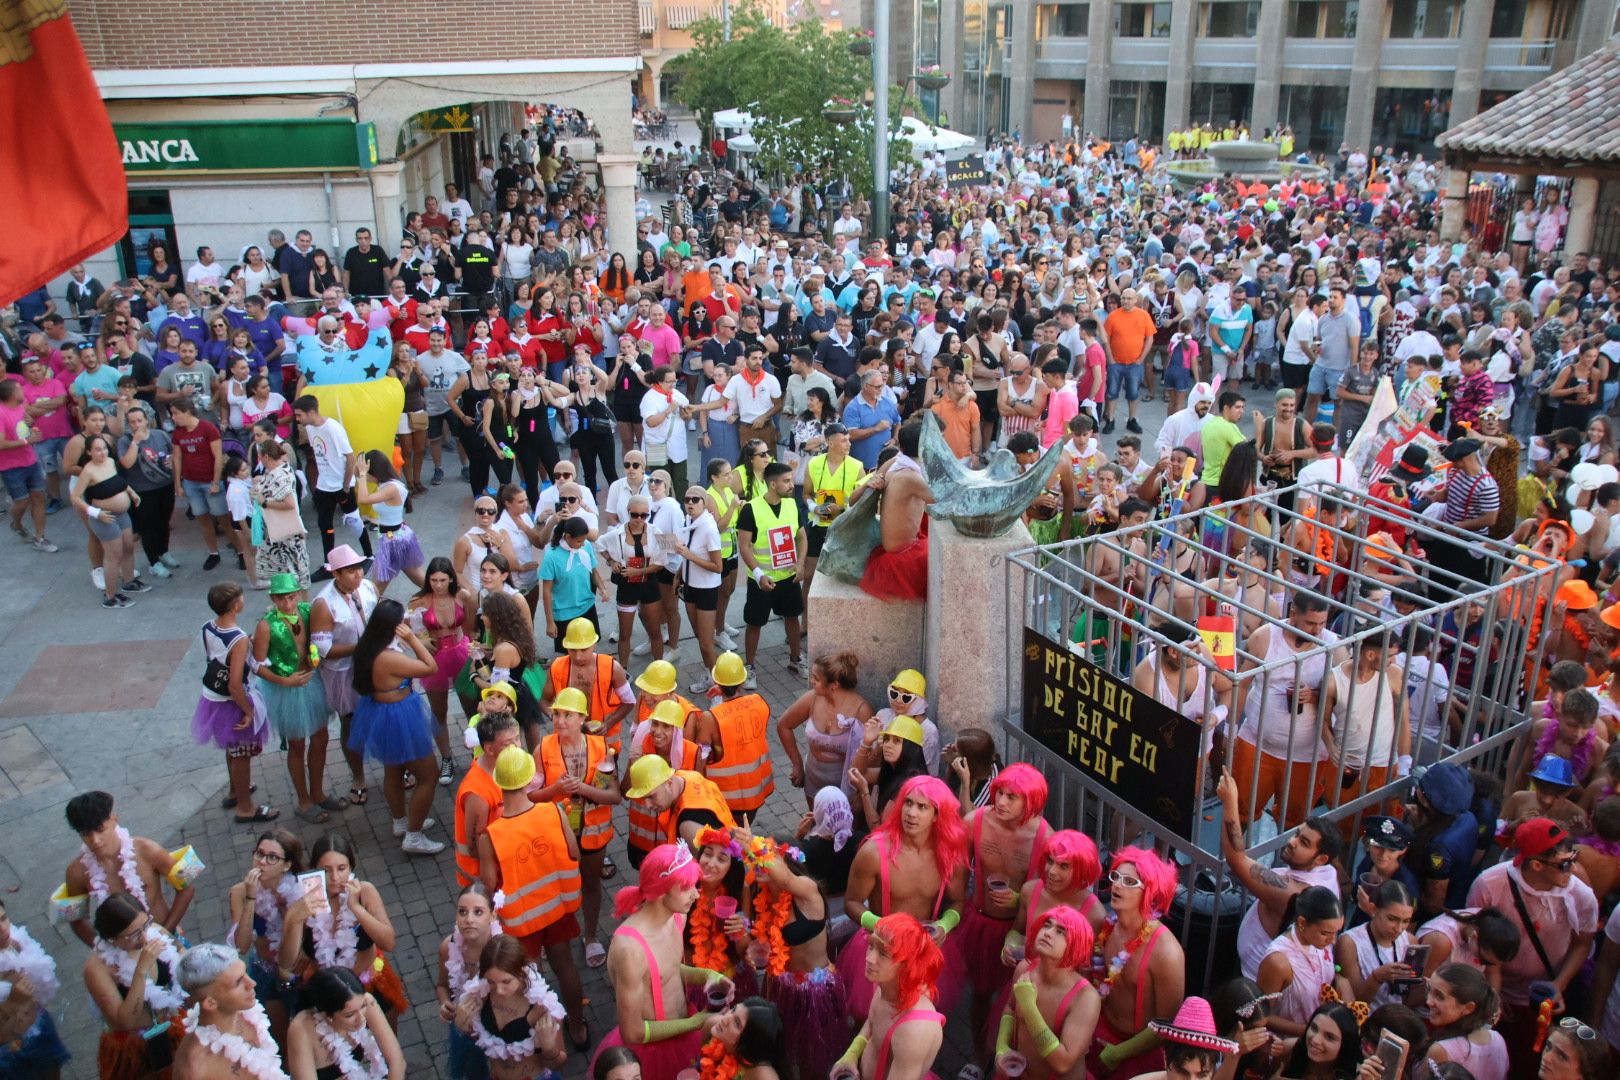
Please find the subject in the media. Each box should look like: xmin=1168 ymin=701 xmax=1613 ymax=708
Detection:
xmin=1148 ymin=998 xmax=1239 ymax=1053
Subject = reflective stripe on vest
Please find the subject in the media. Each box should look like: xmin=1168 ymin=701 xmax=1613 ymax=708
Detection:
xmin=747 ymin=495 xmax=799 ymax=582
xmin=706 ymin=694 xmax=774 ymax=814
xmin=548 ymin=653 xmax=622 ymax=754
xmin=539 ymin=733 xmax=615 ymax=852
xmin=661 ymin=771 xmax=737 ymax=844
xmin=625 ymin=737 xmax=699 ymax=853
xmin=488 ymin=805 xmax=582 ymax=937
xmin=454 ymin=764 xmax=505 ymax=887
xmin=708 ymin=483 xmax=738 ymax=558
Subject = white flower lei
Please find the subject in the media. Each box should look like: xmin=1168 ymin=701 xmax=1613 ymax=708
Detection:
xmin=80 ymin=827 xmax=147 ymax=908
xmin=184 ymin=1001 xmax=291 ymax=1080
xmin=460 ymin=964 xmax=565 ymax=1062
xmin=93 ymin=924 xmax=188 ymax=1014
xmin=445 ymin=916 xmax=504 ymax=999
xmin=253 ymin=875 xmax=304 ymax=959
xmin=0 ymin=925 xmax=61 ymax=1007
xmin=313 ymin=1009 xmax=389 ymax=1080
xmin=310 ymin=891 xmax=360 ymax=969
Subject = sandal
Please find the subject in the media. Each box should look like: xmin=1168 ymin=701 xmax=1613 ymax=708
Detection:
xmin=220 ymin=784 xmax=256 ymax=810
xmin=295 ymin=804 xmax=330 ymax=825
xmin=233 ymin=804 xmax=280 ymax=823
xmin=585 ymin=941 xmax=608 ymax=968
xmin=567 ymin=1018 xmax=591 ymax=1053
xmin=404 ymin=772 xmax=417 ymax=790
xmin=348 ymin=785 xmax=369 ymax=805
xmin=601 ymin=854 xmax=618 ymax=880
xmin=317 ymin=795 xmax=351 ymax=812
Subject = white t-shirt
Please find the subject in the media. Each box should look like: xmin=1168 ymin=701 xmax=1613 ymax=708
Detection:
xmin=680 ymin=511 xmax=723 ymax=589
xmin=537 ymin=483 xmax=599 ymax=517
xmin=186 ymin=261 xmax=224 ymax=292
xmin=1237 ymin=862 xmax=1342 ymax=979
xmin=1282 ymin=309 xmax=1318 ymax=366
xmin=494 ymin=511 xmax=540 ymax=590
xmin=1297 ymin=454 xmax=1366 ymax=497
xmin=304 ymin=417 xmax=353 ymax=492
xmin=602 ymin=477 xmax=653 ymax=524
xmin=640 ymin=387 xmax=691 ymax=464
xmin=722 ymin=370 xmax=782 ymax=425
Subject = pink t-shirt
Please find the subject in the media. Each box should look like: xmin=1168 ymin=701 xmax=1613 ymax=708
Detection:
xmin=1042 ymin=384 xmax=1079 ymax=448
xmin=1084 ymin=342 xmax=1108 ymax=403
xmin=0 ymin=402 xmax=39 ymax=471
xmin=635 ymin=323 xmax=683 ymax=369
xmin=1466 ymin=862 xmax=1597 ymax=1006
xmin=20 ymin=377 xmax=72 ymax=440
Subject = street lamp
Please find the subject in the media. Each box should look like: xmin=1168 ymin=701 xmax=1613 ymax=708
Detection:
xmin=867 ymin=2 xmax=950 ymax=243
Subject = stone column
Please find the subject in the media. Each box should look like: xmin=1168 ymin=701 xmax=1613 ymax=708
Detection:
xmin=1009 ymin=0 xmax=1038 ymax=139
xmin=924 ymin=520 xmax=1032 ymax=729
xmin=1163 ymin=0 xmax=1197 ymax=135
xmin=1439 ymin=165 xmax=1472 ymax=241
xmin=1344 ymin=0 xmax=1387 ymax=154
xmin=939 ymin=0 xmax=965 ymax=127
xmin=1449 ymin=0 xmax=1494 ymax=129
xmin=1083 ymin=0 xmax=1115 ymax=137
xmin=1567 ymin=177 xmax=1601 ymax=253
xmin=1574 ymin=0 xmax=1617 ymax=59
xmin=1251 ymin=0 xmax=1287 ymax=134
xmin=598 ymin=153 xmax=640 ymax=256
xmin=368 ymin=161 xmax=406 ymax=252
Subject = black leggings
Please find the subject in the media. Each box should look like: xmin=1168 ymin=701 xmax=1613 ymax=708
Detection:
xmin=314 ymin=487 xmax=372 ymax=560
xmin=514 ymin=431 xmax=560 ymax=502
xmin=129 ymin=485 xmax=174 ymax=563
xmin=458 ymin=428 xmax=493 ymax=498
xmin=571 ymin=426 xmax=618 ymax=495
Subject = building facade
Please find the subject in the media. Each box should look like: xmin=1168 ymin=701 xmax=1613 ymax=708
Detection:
xmin=935 ymin=0 xmax=1620 ymax=153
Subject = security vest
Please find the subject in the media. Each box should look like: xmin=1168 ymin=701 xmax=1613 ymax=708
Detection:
xmin=747 ymin=495 xmax=800 ymax=582
xmin=539 ymin=733 xmax=614 ymax=852
xmin=708 ymin=482 xmax=739 ymax=558
xmin=486 ymin=804 xmax=582 ymax=937
xmin=547 ymin=653 xmax=623 ymax=754
xmin=626 ymin=737 xmax=701 ymax=857
xmin=454 ymin=762 xmax=504 ymax=887
xmin=706 ymin=694 xmax=774 ymax=815
xmin=641 ymin=770 xmax=736 ymax=852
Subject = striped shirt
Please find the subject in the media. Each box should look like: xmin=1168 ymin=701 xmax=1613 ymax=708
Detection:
xmin=1444 ymin=470 xmax=1500 ymax=534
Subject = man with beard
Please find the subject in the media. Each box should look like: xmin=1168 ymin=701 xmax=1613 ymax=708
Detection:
xmin=1155 ymin=381 xmax=1216 ymax=461
xmin=833 ymin=913 xmax=946 ymax=1080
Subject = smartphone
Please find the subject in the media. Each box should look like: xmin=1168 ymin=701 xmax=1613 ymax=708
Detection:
xmin=1374 ymin=1030 xmax=1409 ymax=1080
xmin=1400 ymin=943 xmax=1431 ymax=980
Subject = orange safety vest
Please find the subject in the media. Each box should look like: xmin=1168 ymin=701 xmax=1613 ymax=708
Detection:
xmin=1291 ymin=508 xmax=1337 ymax=578
xmin=643 ymin=770 xmax=736 ymax=851
xmin=626 ymin=736 xmax=700 ymax=857
xmin=454 ymin=763 xmax=504 ymax=887
xmin=705 ymin=694 xmax=775 ymax=815
xmin=538 ymin=734 xmax=615 ymax=851
xmin=548 ymin=653 xmax=623 ymax=754
xmin=486 ymin=804 xmax=582 ymax=937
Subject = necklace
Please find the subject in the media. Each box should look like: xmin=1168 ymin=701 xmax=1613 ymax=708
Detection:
xmin=0 ymin=925 xmax=61 ymax=1007
xmin=313 ymin=1010 xmax=389 ymax=1080
xmin=310 ymin=892 xmax=361 ymax=969
xmin=81 ymin=827 xmax=147 ymax=908
xmin=94 ymin=924 xmax=187 ymax=1014
xmin=185 ymin=1002 xmax=290 ymax=1080
xmin=253 ymin=876 xmax=304 ymax=959
xmin=1094 ymin=916 xmax=1158 ymax=998
xmin=446 ymin=922 xmax=502 ymax=997
xmin=699 ymin=1036 xmax=746 ymax=1080
xmin=462 ymin=965 xmax=565 ymax=1061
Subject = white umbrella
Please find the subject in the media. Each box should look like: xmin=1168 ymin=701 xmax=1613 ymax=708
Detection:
xmin=713 ymin=107 xmax=756 ymax=130
xmin=727 ymin=132 xmax=759 ymax=153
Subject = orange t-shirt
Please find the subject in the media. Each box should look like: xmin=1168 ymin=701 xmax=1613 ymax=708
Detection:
xmin=1104 ymin=307 xmax=1157 ymax=366
xmin=682 ymin=270 xmax=712 ymax=307
xmin=931 ymin=395 xmax=981 ymax=459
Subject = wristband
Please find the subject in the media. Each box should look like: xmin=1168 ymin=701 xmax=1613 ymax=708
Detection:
xmin=751 ymin=567 xmax=766 ymax=583
xmin=87 ymin=507 xmax=103 ymax=521
xmin=1003 ymin=929 xmax=1026 ymax=957
xmin=934 ymin=908 xmax=961 ymax=935
xmin=860 ymin=909 xmax=881 ymax=932
xmin=995 ymin=1012 xmax=1016 ymax=1056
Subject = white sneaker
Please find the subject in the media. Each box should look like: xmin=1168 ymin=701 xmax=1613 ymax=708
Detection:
xmin=715 ymin=631 xmax=737 ymax=651
xmin=631 ymin=640 xmax=652 ymax=656
xmin=688 ymin=679 xmax=713 ymax=695
xmin=742 ymin=671 xmax=758 ymax=691
xmin=92 ymin=567 xmax=105 ymax=590
xmin=724 ymin=623 xmax=743 ymax=636
xmin=392 ymin=816 xmax=436 ymax=837
xmin=160 ymin=553 xmax=180 ymax=569
xmin=150 ymin=562 xmax=172 ymax=579
xmin=401 ymin=832 xmax=445 ymax=855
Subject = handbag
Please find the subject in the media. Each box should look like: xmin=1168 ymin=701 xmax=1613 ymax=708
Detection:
xmin=262 ymin=504 xmax=305 ymax=542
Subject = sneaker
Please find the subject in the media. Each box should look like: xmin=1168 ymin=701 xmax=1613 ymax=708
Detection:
xmin=715 ymin=631 xmax=737 ymax=651
xmin=203 ymin=552 xmax=222 ymax=571
xmin=1101 ymin=419 xmax=1116 ymax=434
xmin=31 ymin=537 xmax=58 ymax=553
xmin=401 ymin=832 xmax=445 ymax=856
xmin=102 ymin=595 xmax=135 ymax=609
xmin=150 ymin=562 xmax=173 ymax=579
xmin=631 ymin=640 xmax=652 ymax=656
xmin=1126 ymin=418 xmax=1143 ymax=434
xmin=393 ymin=816 xmax=436 ymax=838
xmin=160 ymin=553 xmax=180 ymax=569
xmin=742 ymin=671 xmax=758 ymax=691
xmin=724 ymin=623 xmax=743 ymax=636
xmin=439 ymin=758 xmax=454 ymax=786
xmin=92 ymin=566 xmax=106 ymax=590
xmin=688 ymin=679 xmax=713 ymax=695
xmin=122 ymin=578 xmax=152 ymax=594
xmin=44 ymin=498 xmax=63 ymax=515
xmin=431 ymin=467 xmax=444 ymax=486
xmin=786 ymin=658 xmax=805 ymax=678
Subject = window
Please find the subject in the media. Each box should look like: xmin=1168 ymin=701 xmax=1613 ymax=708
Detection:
xmin=1388 ymin=0 xmax=1458 ymax=37
xmin=1490 ymin=0 xmax=1527 ymax=37
xmin=1114 ymin=2 xmax=1172 ymax=36
xmin=1041 ymin=3 xmax=1091 ymax=36
xmin=1287 ymin=0 xmax=1357 ymax=36
xmin=1201 ymin=1 xmax=1261 ymax=36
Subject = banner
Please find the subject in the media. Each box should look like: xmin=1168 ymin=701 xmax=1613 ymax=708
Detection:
xmin=0 ymin=2 xmax=128 ymax=305
xmin=946 ymin=154 xmax=987 ymax=188
xmin=1020 ymin=627 xmax=1205 ymax=839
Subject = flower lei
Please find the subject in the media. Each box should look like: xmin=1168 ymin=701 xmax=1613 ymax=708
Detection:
xmin=81 ymin=827 xmax=147 ymax=908
xmin=310 ymin=891 xmax=361 ymax=969
xmin=313 ymin=1009 xmax=388 ymax=1080
xmin=94 ymin=924 xmax=188 ymax=1014
xmin=461 ymin=965 xmax=566 ymax=1061
xmin=0 ymin=925 xmax=61 ymax=1007
xmin=446 ymin=919 xmax=504 ymax=998
xmin=1093 ymin=916 xmax=1159 ymax=999
xmin=689 ymin=891 xmax=734 ymax=976
xmin=1533 ymin=722 xmax=1594 ymax=781
xmin=740 ymin=837 xmax=801 ymax=979
xmin=184 ymin=1001 xmax=290 ymax=1080
xmin=253 ymin=875 xmax=304 ymax=961
xmin=1582 ymin=833 xmax=1620 ymax=858
xmin=699 ymin=1036 xmax=746 ymax=1080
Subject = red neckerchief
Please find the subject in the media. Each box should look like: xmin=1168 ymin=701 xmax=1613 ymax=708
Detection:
xmin=740 ymin=367 xmax=766 ymax=389
xmin=652 ymin=384 xmax=674 ymax=401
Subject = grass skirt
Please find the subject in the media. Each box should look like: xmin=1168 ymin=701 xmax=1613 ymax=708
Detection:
xmin=98 ymin=1023 xmax=182 ymax=1080
xmin=0 ymin=1007 xmax=70 ymax=1077
xmin=191 ymin=689 xmax=267 ymax=751
xmin=768 ymin=965 xmax=848 ymax=1080
xmin=348 ymin=692 xmax=437 ymax=766
xmin=591 ymin=1025 xmax=705 ymax=1080
xmin=258 ymin=673 xmax=332 ymax=741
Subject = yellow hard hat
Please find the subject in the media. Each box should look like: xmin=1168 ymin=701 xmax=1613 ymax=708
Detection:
xmin=493 ymin=746 xmax=536 ymax=791
xmin=552 ymin=686 xmax=589 ymax=716
xmin=882 ymin=715 xmax=926 ymax=747
xmin=625 ymin=754 xmax=675 ymax=799
xmin=481 ymin=681 xmax=518 ymax=707
xmin=562 ymin=617 xmax=600 ymax=651
xmin=712 ymin=651 xmax=748 ymax=687
xmin=889 ymin=668 xmax=927 ymax=697
xmin=636 ymin=660 xmax=678 ymax=696
xmin=650 ymin=699 xmax=687 ymax=727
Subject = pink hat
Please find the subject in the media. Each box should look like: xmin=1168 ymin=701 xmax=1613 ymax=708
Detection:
xmin=322 ymin=544 xmax=370 ymax=573
xmin=1149 ymin=997 xmax=1239 ymax=1053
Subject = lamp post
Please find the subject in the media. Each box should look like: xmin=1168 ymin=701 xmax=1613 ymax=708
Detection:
xmin=872 ymin=0 xmax=892 ymax=243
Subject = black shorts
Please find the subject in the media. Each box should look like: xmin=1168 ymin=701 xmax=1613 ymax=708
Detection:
xmin=1280 ymin=362 xmax=1310 ymax=391
xmin=806 ymin=523 xmax=829 ymax=558
xmin=655 ymin=567 xmax=675 ymax=586
xmin=427 ymin=412 xmax=456 ymax=439
xmin=743 ymin=575 xmax=804 ymax=626
xmin=722 ymin=555 xmax=738 ymax=577
xmin=612 ymin=397 xmax=641 ymax=424
xmin=975 ymin=389 xmax=999 ymax=419
xmin=680 ymin=583 xmax=719 ymax=611
xmin=614 ymin=576 xmax=661 ymax=609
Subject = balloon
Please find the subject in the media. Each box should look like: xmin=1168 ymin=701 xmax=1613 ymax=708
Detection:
xmin=290 ymin=327 xmax=395 ymax=388
xmin=1572 ymin=508 xmax=1596 ymax=536
xmin=1598 ymin=464 xmax=1620 ymax=487
xmin=280 ymin=317 xmax=402 ymax=457
xmin=1571 ymin=462 xmax=1603 ymax=491
xmin=304 ymin=379 xmax=404 ymax=457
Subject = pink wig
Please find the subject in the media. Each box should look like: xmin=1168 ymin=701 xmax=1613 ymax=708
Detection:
xmin=1033 ymin=903 xmax=1095 ymax=970
xmin=871 ymin=775 xmax=968 ymax=883
xmin=1036 ymin=829 xmax=1102 ymax=891
xmin=874 ymin=912 xmax=943 ymax=1011
xmin=613 ymin=842 xmax=700 ymax=918
xmin=1109 ymin=846 xmax=1178 ymax=920
xmin=985 ymin=763 xmax=1049 ymax=825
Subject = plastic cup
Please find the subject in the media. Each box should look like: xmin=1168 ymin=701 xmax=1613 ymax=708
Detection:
xmin=1001 ymin=1052 xmax=1028 ymax=1078
xmin=987 ymin=876 xmax=1010 ymax=897
xmin=706 ymin=987 xmax=731 ymax=1010
xmin=712 ymin=896 xmax=739 ymax=920
xmin=1007 ymin=945 xmax=1026 ymax=964
xmin=678 ymin=1070 xmax=702 ymax=1080
xmin=1358 ymin=871 xmax=1383 ymax=891
xmin=831 ymin=1067 xmax=859 ymax=1080
xmin=1529 ymin=981 xmax=1559 ymax=1010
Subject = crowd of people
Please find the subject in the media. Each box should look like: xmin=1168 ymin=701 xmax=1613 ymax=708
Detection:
xmin=6 ymin=113 xmax=1620 ymax=1080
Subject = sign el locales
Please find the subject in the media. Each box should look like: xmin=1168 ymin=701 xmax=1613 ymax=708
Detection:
xmin=1020 ymin=626 xmax=1204 ymax=841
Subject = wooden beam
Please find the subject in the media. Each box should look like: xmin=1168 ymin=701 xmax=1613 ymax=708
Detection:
xmin=1441 ymin=151 xmax=1620 ymax=180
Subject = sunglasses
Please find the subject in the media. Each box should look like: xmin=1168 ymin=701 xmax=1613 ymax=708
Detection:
xmin=628 ymin=511 xmax=650 ymax=519
xmin=1536 ymin=855 xmax=1577 ymax=872
xmin=888 ymin=688 xmax=916 ymax=704
xmin=1558 ymin=1017 xmax=1598 ymax=1040
xmin=1107 ymin=870 xmax=1143 ymax=889
xmin=624 ymin=461 xmax=644 ymax=469
xmin=684 ymin=496 xmax=704 ymax=504
xmin=474 ymin=507 xmax=497 ymax=515
xmin=558 ymin=496 xmax=578 ymax=505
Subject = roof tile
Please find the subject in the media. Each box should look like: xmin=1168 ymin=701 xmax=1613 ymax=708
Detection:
xmin=1437 ymin=42 xmax=1620 ymax=163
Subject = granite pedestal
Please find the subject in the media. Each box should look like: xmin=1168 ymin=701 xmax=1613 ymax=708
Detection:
xmin=807 ymin=572 xmax=926 ymax=705
xmin=925 ymin=519 xmax=1031 ymax=732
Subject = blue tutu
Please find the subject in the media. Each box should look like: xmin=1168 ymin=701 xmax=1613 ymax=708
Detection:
xmin=348 ymin=691 xmax=436 ymax=765
xmin=0 ymin=1006 xmax=71 ymax=1076
xmin=373 ymin=525 xmax=424 ymax=582
xmin=247 ymin=950 xmax=299 ymax=1016
xmin=191 ymin=688 xmax=268 ymax=751
xmin=258 ymin=674 xmax=332 ymax=741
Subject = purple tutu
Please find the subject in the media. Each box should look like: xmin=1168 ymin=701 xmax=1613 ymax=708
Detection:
xmin=373 ymin=525 xmax=424 ymax=583
xmin=192 ymin=688 xmax=268 ymax=751
xmin=769 ymin=965 xmax=848 ymax=1080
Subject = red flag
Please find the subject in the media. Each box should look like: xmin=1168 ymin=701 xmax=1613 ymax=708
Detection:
xmin=0 ymin=2 xmax=127 ymax=305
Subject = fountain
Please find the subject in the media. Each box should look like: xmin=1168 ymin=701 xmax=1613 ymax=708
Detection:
xmin=1165 ymin=139 xmax=1329 ymax=188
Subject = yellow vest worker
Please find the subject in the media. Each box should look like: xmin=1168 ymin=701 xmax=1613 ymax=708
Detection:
xmin=625 ymin=699 xmax=704 ymax=864
xmin=479 ymin=746 xmax=583 ymax=952
xmin=703 ymin=652 xmax=775 ymax=817
xmin=538 ymin=687 xmax=618 ymax=852
xmin=545 ymin=617 xmax=632 ymax=755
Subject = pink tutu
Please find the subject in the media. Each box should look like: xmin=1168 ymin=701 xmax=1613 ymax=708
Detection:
xmin=421 ymin=633 xmax=469 ymax=693
xmin=837 ymin=926 xmax=877 ymax=1023
xmin=952 ymin=906 xmax=1016 ymax=1001
xmin=1086 ymin=1014 xmax=1163 ymax=1080
xmin=192 ymin=689 xmax=268 ymax=751
xmin=769 ymin=966 xmax=848 ymax=1080
xmin=590 ymin=1025 xmax=705 ymax=1080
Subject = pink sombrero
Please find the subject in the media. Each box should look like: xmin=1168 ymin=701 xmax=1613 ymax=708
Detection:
xmin=1148 ymin=997 xmax=1240 ymax=1053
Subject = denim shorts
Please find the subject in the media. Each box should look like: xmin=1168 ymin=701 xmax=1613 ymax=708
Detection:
xmin=182 ymin=478 xmax=230 ymax=517
xmin=0 ymin=460 xmax=45 ymax=499
xmin=33 ymin=436 xmax=67 ymax=472
xmin=1106 ymin=362 xmax=1144 ymax=401
xmin=1306 ymin=365 xmax=1343 ymax=398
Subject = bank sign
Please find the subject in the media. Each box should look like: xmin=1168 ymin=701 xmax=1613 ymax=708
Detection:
xmin=115 ymin=119 xmax=378 ymax=174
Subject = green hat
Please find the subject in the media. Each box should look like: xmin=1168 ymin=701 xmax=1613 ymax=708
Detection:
xmin=268 ymin=572 xmax=302 ymax=595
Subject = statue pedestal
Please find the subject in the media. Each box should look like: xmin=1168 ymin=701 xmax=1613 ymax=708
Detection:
xmin=925 ymin=520 xmax=1030 ymax=733
xmin=807 ymin=573 xmax=925 ymax=706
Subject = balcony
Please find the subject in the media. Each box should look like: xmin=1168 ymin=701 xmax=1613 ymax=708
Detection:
xmin=1280 ymin=36 xmax=1355 ymax=71
xmin=1112 ymin=37 xmax=1173 ymax=70
xmin=1191 ymin=38 xmax=1257 ymax=69
xmin=1485 ymin=37 xmax=1555 ymax=72
xmin=1379 ymin=39 xmax=1464 ymax=70
xmin=1035 ymin=35 xmax=1091 ymax=72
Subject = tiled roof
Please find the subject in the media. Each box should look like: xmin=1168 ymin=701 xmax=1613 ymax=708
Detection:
xmin=1437 ymin=42 xmax=1620 ymax=164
